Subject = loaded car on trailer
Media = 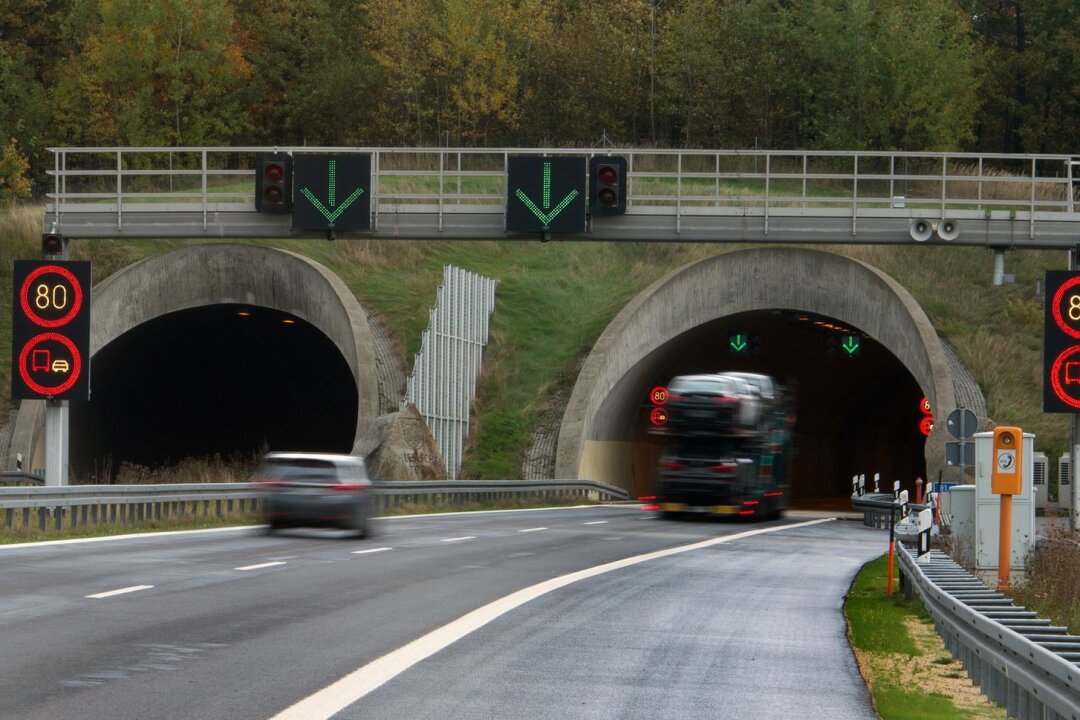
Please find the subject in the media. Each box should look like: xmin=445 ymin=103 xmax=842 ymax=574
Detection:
xmin=653 ymin=372 xmax=793 ymax=520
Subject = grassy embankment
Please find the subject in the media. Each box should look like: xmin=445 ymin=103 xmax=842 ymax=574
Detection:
xmin=846 ymin=554 xmax=1007 ymax=720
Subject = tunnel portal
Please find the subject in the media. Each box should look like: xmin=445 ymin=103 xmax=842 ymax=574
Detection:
xmin=556 ymin=247 xmax=956 ymax=506
xmin=615 ymin=309 xmax=928 ymax=503
xmin=70 ymin=304 xmax=358 ymax=480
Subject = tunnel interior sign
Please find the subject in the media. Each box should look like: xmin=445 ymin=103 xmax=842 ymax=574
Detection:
xmin=506 ymin=157 xmax=586 ymax=234
xmin=11 ymin=260 xmax=91 ymax=400
xmin=291 ymin=154 xmax=371 ymax=232
xmin=1044 ymin=271 xmax=1080 ymax=412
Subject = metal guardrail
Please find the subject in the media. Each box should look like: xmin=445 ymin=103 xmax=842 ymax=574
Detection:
xmin=0 ymin=480 xmax=629 ymax=533
xmin=42 ymin=147 xmax=1080 ymax=247
xmin=897 ymin=545 xmax=1080 ymax=720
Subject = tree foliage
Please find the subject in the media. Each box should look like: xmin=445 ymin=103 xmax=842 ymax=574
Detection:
xmin=5 ymin=0 xmax=1080 ymax=189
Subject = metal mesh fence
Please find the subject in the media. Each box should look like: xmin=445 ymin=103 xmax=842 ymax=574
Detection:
xmin=403 ymin=266 xmax=497 ymax=479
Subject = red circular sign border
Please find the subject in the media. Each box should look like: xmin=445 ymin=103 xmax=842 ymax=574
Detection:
xmin=18 ymin=332 xmax=82 ymax=396
xmin=1050 ymin=346 xmax=1080 ymax=409
xmin=1051 ymin=275 xmax=1080 ymax=339
xmin=649 ymin=407 xmax=668 ymax=426
xmin=19 ymin=264 xmax=84 ymax=329
xmin=650 ymin=386 xmax=668 ymax=406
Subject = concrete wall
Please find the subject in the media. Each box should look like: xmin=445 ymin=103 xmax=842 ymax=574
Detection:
xmin=555 ymin=247 xmax=957 ymax=484
xmin=8 ymin=244 xmax=382 ymax=471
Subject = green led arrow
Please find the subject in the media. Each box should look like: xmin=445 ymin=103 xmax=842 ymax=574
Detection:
xmin=300 ymin=159 xmax=364 ymax=223
xmin=730 ymin=334 xmax=748 ymax=353
xmin=514 ymin=161 xmax=579 ymax=226
xmin=842 ymin=335 xmax=861 ymax=356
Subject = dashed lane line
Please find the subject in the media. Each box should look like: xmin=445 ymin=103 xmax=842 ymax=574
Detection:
xmin=86 ymin=585 xmax=154 ymax=600
xmin=235 ymin=561 xmax=288 ymax=571
xmin=352 ymin=547 xmax=393 ymax=555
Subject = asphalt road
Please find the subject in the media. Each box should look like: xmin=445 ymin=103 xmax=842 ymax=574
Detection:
xmin=0 ymin=506 xmax=884 ymax=720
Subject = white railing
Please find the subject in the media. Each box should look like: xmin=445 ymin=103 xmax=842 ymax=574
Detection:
xmin=403 ymin=266 xmax=497 ymax=479
xmin=40 ymin=147 xmax=1080 ymax=247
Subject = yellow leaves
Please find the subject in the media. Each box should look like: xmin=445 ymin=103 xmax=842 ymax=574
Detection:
xmin=0 ymin=138 xmax=31 ymax=205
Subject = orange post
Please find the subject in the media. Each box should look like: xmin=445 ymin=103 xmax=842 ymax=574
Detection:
xmin=991 ymin=426 xmax=1023 ymax=591
xmin=887 ymin=539 xmax=895 ymax=596
xmin=998 ymin=494 xmax=1013 ymax=591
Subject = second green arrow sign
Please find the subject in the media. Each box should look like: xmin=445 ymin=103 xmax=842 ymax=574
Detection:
xmin=506 ymin=157 xmax=586 ymax=234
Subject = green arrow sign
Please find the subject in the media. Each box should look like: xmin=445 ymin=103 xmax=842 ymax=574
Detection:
xmin=514 ymin=162 xmax=579 ymax=226
xmin=506 ymin=156 xmax=586 ymax=233
xmin=730 ymin=333 xmax=748 ymax=354
xmin=299 ymin=160 xmax=364 ymax=223
xmin=292 ymin=154 xmax=371 ymax=231
xmin=842 ymin=335 xmax=861 ymax=356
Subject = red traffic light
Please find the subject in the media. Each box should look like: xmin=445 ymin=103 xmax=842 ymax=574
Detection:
xmin=264 ymin=162 xmax=285 ymax=183
xmin=589 ymin=156 xmax=627 ymax=216
xmin=255 ymin=153 xmax=292 ymax=214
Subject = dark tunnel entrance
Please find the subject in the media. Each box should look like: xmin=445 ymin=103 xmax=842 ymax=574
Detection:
xmin=71 ymin=304 xmax=358 ymax=481
xmin=621 ymin=309 xmax=928 ymax=506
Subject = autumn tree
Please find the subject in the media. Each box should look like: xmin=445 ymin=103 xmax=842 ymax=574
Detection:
xmin=49 ymin=0 xmax=251 ymax=147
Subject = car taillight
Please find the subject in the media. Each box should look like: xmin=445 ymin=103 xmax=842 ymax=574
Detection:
xmin=638 ymin=495 xmax=657 ymax=502
xmin=662 ymin=461 xmax=685 ymax=471
xmin=332 ymin=483 xmax=369 ymax=492
xmin=710 ymin=463 xmax=737 ymax=473
xmin=710 ymin=395 xmax=736 ymax=403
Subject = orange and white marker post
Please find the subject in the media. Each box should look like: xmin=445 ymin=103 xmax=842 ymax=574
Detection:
xmin=991 ymin=426 xmax=1024 ymax=591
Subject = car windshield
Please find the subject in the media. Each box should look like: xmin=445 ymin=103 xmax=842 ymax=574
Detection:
xmin=671 ymin=377 xmax=735 ymax=394
xmin=257 ymin=459 xmax=339 ymax=482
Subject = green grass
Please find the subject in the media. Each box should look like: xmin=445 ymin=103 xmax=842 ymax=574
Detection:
xmin=871 ymin=686 xmax=979 ymax=720
xmin=846 ymin=554 xmax=923 ymax=655
xmin=846 ymin=554 xmax=1005 ymax=720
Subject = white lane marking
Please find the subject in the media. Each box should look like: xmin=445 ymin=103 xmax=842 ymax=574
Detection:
xmin=235 ymin=561 xmax=287 ymax=571
xmin=351 ymin=547 xmax=393 ymax=556
xmin=267 ymin=518 xmax=835 ymax=720
xmin=518 ymin=528 xmax=547 ymax=533
xmin=86 ymin=585 xmax=154 ymax=600
xmin=378 ymin=505 xmax=601 ymax=521
xmin=583 ymin=521 xmax=608 ymax=525
xmin=0 ymin=525 xmax=258 ymax=550
xmin=441 ymin=536 xmax=476 ymax=543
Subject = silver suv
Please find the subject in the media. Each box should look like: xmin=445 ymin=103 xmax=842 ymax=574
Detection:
xmin=254 ymin=452 xmax=375 ymax=538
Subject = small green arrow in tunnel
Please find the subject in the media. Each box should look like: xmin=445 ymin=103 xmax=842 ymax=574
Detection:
xmin=842 ymin=335 xmax=861 ymax=356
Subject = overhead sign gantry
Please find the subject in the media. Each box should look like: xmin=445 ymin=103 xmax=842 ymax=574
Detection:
xmin=39 ymin=147 xmax=1080 ymax=247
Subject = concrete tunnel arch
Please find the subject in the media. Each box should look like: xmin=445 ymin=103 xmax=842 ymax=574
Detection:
xmin=555 ymin=247 xmax=957 ymax=500
xmin=8 ymin=243 xmax=382 ymax=475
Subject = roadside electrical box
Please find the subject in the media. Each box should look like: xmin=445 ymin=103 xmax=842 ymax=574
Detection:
xmin=991 ymin=426 xmax=1024 ymax=495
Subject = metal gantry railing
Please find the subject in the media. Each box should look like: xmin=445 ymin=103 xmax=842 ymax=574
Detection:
xmin=403 ymin=265 xmax=497 ymax=480
xmin=41 ymin=147 xmax=1080 ymax=247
